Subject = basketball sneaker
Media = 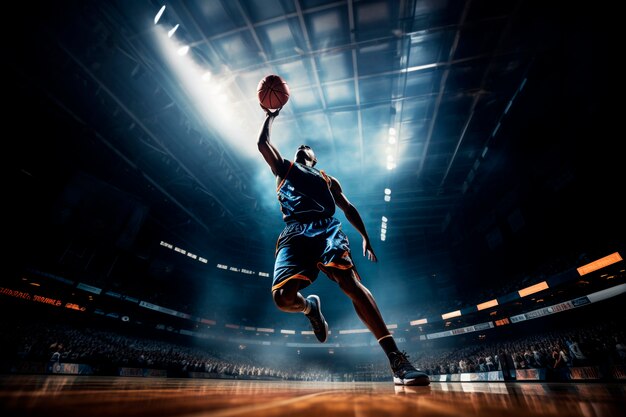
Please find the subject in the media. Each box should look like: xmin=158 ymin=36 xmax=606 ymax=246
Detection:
xmin=305 ymin=295 xmax=328 ymax=343
xmin=388 ymin=351 xmax=430 ymax=386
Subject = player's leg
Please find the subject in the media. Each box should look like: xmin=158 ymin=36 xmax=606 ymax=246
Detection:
xmin=327 ymin=268 xmax=389 ymax=339
xmin=272 ymin=279 xmax=307 ymax=312
xmin=328 ymin=267 xmax=430 ymax=386
xmin=272 ymin=280 xmax=328 ymax=342
xmin=272 ymin=232 xmax=328 ymax=342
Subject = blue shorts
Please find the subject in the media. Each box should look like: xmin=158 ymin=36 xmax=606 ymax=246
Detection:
xmin=272 ymin=217 xmax=356 ymax=292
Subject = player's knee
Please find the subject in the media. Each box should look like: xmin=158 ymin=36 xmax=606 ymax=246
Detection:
xmin=272 ymin=289 xmax=293 ymax=310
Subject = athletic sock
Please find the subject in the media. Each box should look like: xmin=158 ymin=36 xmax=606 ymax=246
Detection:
xmin=302 ymin=299 xmax=311 ymax=315
xmin=378 ymin=334 xmax=399 ymax=356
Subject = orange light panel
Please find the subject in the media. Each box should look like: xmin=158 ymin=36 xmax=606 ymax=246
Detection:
xmin=441 ymin=310 xmax=461 ymax=320
xmin=577 ymin=252 xmax=623 ymax=276
xmin=410 ymin=318 xmax=428 ymax=326
xmin=477 ymin=299 xmax=499 ymax=311
xmin=518 ymin=281 xmax=549 ymax=297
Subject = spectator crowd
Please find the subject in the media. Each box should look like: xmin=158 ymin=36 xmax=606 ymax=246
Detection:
xmin=1 ymin=317 xmax=624 ymax=381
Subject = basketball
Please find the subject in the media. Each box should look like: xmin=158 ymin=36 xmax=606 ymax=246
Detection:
xmin=257 ymin=74 xmax=290 ymax=109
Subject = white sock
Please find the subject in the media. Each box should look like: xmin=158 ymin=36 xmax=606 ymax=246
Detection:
xmin=302 ymin=299 xmax=311 ymax=315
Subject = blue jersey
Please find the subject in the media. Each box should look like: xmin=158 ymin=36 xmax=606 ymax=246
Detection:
xmin=277 ymin=161 xmax=336 ymax=223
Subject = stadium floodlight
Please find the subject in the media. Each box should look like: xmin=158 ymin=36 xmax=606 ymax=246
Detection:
xmin=168 ymin=24 xmax=179 ymax=38
xmin=154 ymin=5 xmax=166 ymax=24
xmin=177 ymin=45 xmax=190 ymax=56
xmin=339 ymin=328 xmax=370 ymax=334
xmin=402 ymin=63 xmax=438 ymax=73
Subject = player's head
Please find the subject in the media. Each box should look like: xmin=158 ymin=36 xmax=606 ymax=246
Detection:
xmin=295 ymin=144 xmax=317 ymax=167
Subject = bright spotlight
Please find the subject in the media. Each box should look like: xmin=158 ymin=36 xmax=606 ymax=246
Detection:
xmin=154 ymin=6 xmax=166 ymax=24
xmin=386 ymin=162 xmax=396 ymax=170
xmin=384 ymin=188 xmax=391 ymax=195
xmin=384 ymin=195 xmax=391 ymax=202
xmin=389 ymin=127 xmax=396 ymax=136
xmin=168 ymin=24 xmax=179 ymax=38
xmin=152 ymin=24 xmax=259 ymax=159
xmin=201 ymin=71 xmax=212 ymax=82
xmin=382 ymin=216 xmax=388 ymax=222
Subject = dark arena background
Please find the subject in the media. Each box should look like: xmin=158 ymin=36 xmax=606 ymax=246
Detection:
xmin=4 ymin=1 xmax=623 ymax=416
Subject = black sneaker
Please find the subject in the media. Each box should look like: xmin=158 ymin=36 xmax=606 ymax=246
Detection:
xmin=305 ymin=295 xmax=328 ymax=343
xmin=388 ymin=351 xmax=430 ymax=386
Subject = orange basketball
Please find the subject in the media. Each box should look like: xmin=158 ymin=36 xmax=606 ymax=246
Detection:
xmin=257 ymin=74 xmax=290 ymax=109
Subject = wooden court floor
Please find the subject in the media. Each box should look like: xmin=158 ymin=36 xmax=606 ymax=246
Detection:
xmin=0 ymin=375 xmax=624 ymax=417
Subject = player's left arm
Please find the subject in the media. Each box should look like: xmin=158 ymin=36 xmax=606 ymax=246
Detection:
xmin=329 ymin=176 xmax=378 ymax=262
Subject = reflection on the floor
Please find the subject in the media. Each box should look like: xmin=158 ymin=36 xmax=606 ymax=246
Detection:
xmin=0 ymin=375 xmax=624 ymax=417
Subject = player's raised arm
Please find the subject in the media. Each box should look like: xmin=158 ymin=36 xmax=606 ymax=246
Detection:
xmin=257 ymin=105 xmax=288 ymax=177
xmin=329 ymin=176 xmax=378 ymax=263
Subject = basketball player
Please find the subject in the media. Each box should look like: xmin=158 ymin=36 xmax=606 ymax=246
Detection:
xmin=257 ymin=105 xmax=430 ymax=386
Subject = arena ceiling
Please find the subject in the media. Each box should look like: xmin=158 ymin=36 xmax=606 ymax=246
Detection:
xmin=10 ymin=0 xmax=613 ymax=306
